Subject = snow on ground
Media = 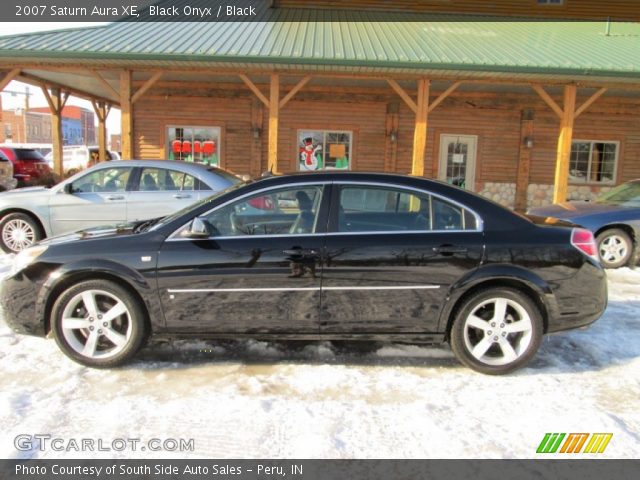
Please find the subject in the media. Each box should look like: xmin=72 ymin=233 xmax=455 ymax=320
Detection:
xmin=0 ymin=254 xmax=639 ymax=459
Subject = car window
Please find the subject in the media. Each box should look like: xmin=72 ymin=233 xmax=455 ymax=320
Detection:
xmin=137 ymin=167 xmax=199 ymax=192
xmin=195 ymin=185 xmax=324 ymax=237
xmin=72 ymin=167 xmax=131 ymax=193
xmin=14 ymin=149 xmax=46 ymax=162
xmin=338 ymin=186 xmax=477 ymax=232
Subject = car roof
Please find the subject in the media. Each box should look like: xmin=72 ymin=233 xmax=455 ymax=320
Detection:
xmin=90 ymin=159 xmax=221 ymax=175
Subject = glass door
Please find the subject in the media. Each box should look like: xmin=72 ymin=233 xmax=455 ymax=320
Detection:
xmin=438 ymin=134 xmax=478 ymax=191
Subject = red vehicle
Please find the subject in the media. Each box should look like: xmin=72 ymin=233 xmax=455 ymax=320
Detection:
xmin=0 ymin=146 xmax=53 ymax=187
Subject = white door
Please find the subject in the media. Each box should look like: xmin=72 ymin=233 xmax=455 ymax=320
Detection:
xmin=438 ymin=134 xmax=478 ymax=191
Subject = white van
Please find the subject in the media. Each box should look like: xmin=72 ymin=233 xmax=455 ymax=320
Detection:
xmin=45 ymin=146 xmax=120 ymax=175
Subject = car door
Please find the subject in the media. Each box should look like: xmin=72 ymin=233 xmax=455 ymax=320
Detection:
xmin=48 ymin=166 xmax=133 ymax=235
xmin=126 ymin=167 xmax=201 ymax=222
xmin=320 ymin=183 xmax=484 ymax=333
xmin=156 ymin=183 xmax=330 ymax=333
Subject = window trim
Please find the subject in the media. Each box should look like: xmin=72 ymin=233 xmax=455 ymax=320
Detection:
xmin=168 ymin=180 xmax=483 ymax=241
xmin=296 ymin=129 xmax=353 ymax=172
xmin=569 ymin=139 xmax=620 ymax=186
xmin=329 ymin=181 xmax=483 ymax=235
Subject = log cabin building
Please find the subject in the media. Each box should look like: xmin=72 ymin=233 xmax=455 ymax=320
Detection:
xmin=1 ymin=0 xmax=640 ymax=210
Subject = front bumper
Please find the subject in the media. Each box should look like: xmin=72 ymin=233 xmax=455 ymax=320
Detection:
xmin=0 ymin=270 xmax=46 ymax=337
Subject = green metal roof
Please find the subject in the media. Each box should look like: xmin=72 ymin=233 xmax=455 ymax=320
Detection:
xmin=1 ymin=3 xmax=640 ymax=80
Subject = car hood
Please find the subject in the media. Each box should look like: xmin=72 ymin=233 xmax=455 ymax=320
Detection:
xmin=528 ymin=201 xmax=625 ymax=219
xmin=40 ymin=224 xmax=136 ymax=246
xmin=0 ymin=186 xmax=51 ymax=199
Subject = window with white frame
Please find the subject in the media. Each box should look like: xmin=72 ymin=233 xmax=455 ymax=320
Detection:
xmin=569 ymin=140 xmax=618 ymax=184
xmin=167 ymin=126 xmax=220 ymax=166
xmin=297 ymin=130 xmax=352 ymax=171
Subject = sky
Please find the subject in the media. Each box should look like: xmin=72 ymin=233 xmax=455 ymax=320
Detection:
xmin=0 ymin=22 xmax=121 ymax=139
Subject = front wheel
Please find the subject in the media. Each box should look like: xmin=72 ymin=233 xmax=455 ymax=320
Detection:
xmin=450 ymin=288 xmax=543 ymax=375
xmin=597 ymin=228 xmax=633 ymax=269
xmin=51 ymin=280 xmax=147 ymax=368
xmin=0 ymin=213 xmax=43 ymax=253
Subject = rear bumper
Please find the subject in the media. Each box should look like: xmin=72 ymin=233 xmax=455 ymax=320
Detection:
xmin=546 ymin=260 xmax=607 ymax=333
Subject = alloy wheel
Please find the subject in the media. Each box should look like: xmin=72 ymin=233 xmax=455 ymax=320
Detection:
xmin=599 ymin=234 xmax=628 ymax=265
xmin=462 ymin=297 xmax=533 ymax=366
xmin=2 ymin=218 xmax=36 ymax=252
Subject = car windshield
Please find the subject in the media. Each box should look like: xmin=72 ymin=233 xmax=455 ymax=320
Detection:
xmin=596 ymin=181 xmax=640 ymax=206
xmin=148 ymin=180 xmax=251 ymax=232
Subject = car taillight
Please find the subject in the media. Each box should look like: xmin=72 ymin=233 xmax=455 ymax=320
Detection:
xmin=571 ymin=228 xmax=598 ymax=261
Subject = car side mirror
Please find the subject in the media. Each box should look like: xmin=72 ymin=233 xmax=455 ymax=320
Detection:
xmin=63 ymin=183 xmax=74 ymax=194
xmin=181 ymin=217 xmax=213 ymax=239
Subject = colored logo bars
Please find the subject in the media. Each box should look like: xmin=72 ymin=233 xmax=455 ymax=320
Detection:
xmin=536 ymin=433 xmax=613 ymax=454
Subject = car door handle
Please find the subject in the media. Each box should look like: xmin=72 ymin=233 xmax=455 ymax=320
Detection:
xmin=173 ymin=193 xmax=191 ymax=199
xmin=283 ymin=248 xmax=318 ymax=256
xmin=433 ymin=245 xmax=468 ymax=255
xmin=106 ymin=195 xmax=125 ymax=200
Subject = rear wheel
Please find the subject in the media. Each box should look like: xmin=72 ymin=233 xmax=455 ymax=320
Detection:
xmin=596 ymin=228 xmax=633 ymax=268
xmin=0 ymin=212 xmax=43 ymax=253
xmin=450 ymin=288 xmax=543 ymax=375
xmin=51 ymin=280 xmax=146 ymax=368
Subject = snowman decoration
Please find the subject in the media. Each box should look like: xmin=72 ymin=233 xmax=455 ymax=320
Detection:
xmin=299 ymin=137 xmax=322 ymax=171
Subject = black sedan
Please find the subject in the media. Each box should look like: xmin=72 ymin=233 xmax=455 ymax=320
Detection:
xmin=1 ymin=172 xmax=607 ymax=374
xmin=529 ymin=180 xmax=640 ymax=268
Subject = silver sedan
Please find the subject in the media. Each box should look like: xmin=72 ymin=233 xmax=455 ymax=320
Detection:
xmin=0 ymin=160 xmax=241 ymax=253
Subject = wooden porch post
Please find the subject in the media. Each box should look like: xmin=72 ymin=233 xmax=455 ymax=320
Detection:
xmin=92 ymin=101 xmax=111 ymax=162
xmin=553 ymin=85 xmax=577 ymax=203
xmin=41 ymin=87 xmax=67 ymax=176
xmin=411 ymin=79 xmax=430 ymax=176
xmin=515 ymin=109 xmax=534 ymax=212
xmin=120 ymin=70 xmax=133 ymax=160
xmin=268 ymin=74 xmax=279 ymax=172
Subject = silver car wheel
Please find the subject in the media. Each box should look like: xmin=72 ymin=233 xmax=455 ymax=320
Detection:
xmin=61 ymin=289 xmax=132 ymax=360
xmin=2 ymin=218 xmax=36 ymax=251
xmin=599 ymin=234 xmax=628 ymax=264
xmin=462 ymin=297 xmax=533 ymax=366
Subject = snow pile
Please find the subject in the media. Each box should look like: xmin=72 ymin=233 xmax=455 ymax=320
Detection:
xmin=0 ymin=257 xmax=638 ymax=459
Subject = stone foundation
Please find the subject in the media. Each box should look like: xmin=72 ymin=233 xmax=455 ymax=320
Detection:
xmin=527 ymin=184 xmax=612 ymax=208
xmin=476 ymin=182 xmax=516 ymax=208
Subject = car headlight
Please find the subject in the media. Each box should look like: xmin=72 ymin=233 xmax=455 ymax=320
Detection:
xmin=10 ymin=245 xmax=48 ymax=276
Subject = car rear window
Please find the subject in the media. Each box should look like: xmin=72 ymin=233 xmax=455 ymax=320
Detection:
xmin=14 ymin=149 xmax=46 ymax=162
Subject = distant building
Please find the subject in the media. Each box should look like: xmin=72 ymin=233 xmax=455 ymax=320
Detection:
xmin=5 ymin=105 xmax=97 ymax=145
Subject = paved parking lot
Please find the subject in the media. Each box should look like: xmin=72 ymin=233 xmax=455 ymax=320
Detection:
xmin=0 ymin=256 xmax=638 ymax=459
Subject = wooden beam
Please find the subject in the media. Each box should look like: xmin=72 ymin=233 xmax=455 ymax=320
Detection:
xmin=251 ymin=99 xmax=264 ymax=177
xmin=40 ymin=86 xmax=55 ymax=112
xmin=120 ymin=70 xmax=133 ymax=160
xmin=268 ymin=74 xmax=279 ymax=172
xmin=515 ymin=109 xmax=534 ymax=212
xmin=575 ymin=87 xmax=607 ymax=118
xmin=91 ymin=101 xmax=110 ymax=162
xmin=18 ymin=72 xmax=118 ymax=106
xmin=429 ymin=81 xmax=461 ymax=112
xmin=89 ymin=69 xmax=120 ymax=101
xmin=239 ymin=74 xmax=270 ymax=108
xmin=50 ymin=88 xmax=64 ymax=176
xmin=131 ymin=71 xmax=163 ymax=104
xmin=553 ymin=85 xmax=577 ymax=204
xmin=531 ymin=84 xmax=563 ymax=119
xmin=279 ymin=75 xmax=312 ymax=109
xmin=411 ymin=79 xmax=430 ymax=177
xmin=387 ymin=79 xmax=417 ymax=113
xmin=0 ymin=68 xmax=21 ymax=91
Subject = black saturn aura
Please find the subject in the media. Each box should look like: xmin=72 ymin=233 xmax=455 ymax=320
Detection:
xmin=1 ymin=172 xmax=607 ymax=374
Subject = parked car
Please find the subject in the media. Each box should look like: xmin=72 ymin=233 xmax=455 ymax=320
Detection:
xmin=0 ymin=149 xmax=18 ymax=191
xmin=0 ymin=160 xmax=241 ymax=253
xmin=528 ymin=180 xmax=640 ymax=269
xmin=0 ymin=146 xmax=54 ymax=187
xmin=1 ymin=172 xmax=607 ymax=374
xmin=45 ymin=145 xmax=121 ymax=175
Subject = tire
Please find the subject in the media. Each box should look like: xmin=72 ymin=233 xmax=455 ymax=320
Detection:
xmin=450 ymin=288 xmax=543 ymax=375
xmin=596 ymin=228 xmax=633 ymax=269
xmin=0 ymin=212 xmax=44 ymax=253
xmin=51 ymin=280 xmax=147 ymax=368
